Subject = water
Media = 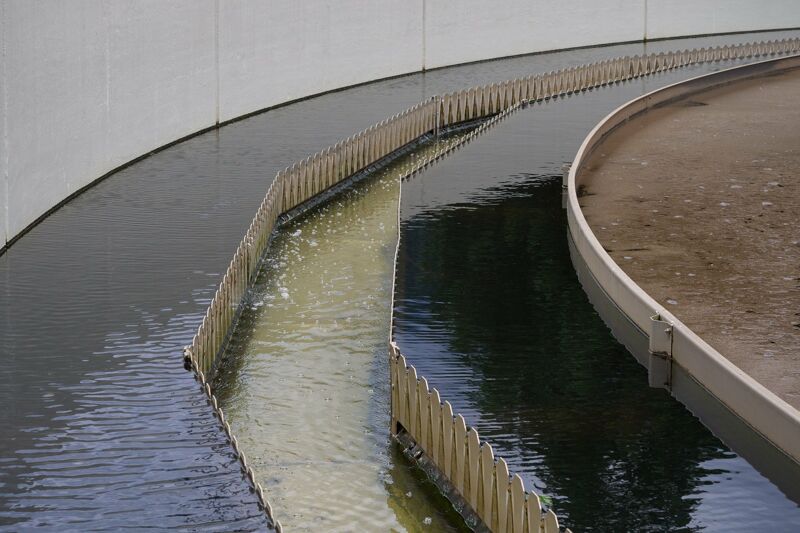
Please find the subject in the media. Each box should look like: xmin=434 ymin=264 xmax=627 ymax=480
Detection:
xmin=394 ymin=64 xmax=800 ymax=531
xmin=2 ymin=29 xmax=799 ymax=529
xmin=214 ymin=140 xmax=470 ymax=532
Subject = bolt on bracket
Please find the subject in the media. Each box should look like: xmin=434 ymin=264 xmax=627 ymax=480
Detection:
xmin=648 ymin=313 xmax=673 ymax=390
xmin=561 ymin=163 xmax=572 ymax=209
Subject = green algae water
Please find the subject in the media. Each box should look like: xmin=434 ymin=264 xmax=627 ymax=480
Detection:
xmin=213 ymin=142 xmax=470 ymax=532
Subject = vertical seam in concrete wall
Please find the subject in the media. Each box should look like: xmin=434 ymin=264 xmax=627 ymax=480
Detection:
xmin=214 ymin=0 xmax=220 ymax=125
xmin=104 ymin=2 xmax=110 ymax=152
xmin=422 ymin=0 xmax=427 ymax=71
xmin=1 ymin=0 xmax=8 ymax=245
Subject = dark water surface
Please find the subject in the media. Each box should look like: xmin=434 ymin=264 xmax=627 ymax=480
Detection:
xmin=394 ymin=64 xmax=800 ymax=531
xmin=2 ymin=30 xmax=799 ymax=529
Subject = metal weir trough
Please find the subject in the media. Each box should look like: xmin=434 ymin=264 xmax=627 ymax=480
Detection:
xmin=180 ymin=38 xmax=800 ymax=529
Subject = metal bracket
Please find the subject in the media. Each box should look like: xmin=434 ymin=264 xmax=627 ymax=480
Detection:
xmin=433 ymin=95 xmax=441 ymax=138
xmin=561 ymin=163 xmax=571 ymax=209
xmin=648 ymin=313 xmax=673 ymax=390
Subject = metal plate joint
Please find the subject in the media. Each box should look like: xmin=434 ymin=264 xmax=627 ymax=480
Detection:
xmin=648 ymin=313 xmax=673 ymax=390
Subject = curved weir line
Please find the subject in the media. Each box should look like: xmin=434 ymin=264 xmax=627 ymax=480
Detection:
xmin=389 ymin=45 xmax=800 ymax=532
xmin=566 ymin=55 xmax=800 ymax=480
xmin=180 ymin=38 xmax=800 ymax=528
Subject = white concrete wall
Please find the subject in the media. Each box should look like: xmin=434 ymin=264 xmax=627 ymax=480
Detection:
xmin=218 ymin=0 xmax=423 ymax=122
xmin=3 ymin=0 xmax=216 ymax=245
xmin=3 ymin=0 xmax=800 ymax=247
xmin=1 ymin=0 xmax=8 ymax=244
xmin=423 ymin=0 xmax=643 ymax=69
xmin=646 ymin=0 xmax=800 ymax=39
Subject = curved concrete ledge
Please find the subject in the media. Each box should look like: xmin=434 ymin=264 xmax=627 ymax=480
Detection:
xmin=567 ymin=55 xmax=800 ymax=496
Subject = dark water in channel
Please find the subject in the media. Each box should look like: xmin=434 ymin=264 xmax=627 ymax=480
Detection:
xmin=394 ymin=65 xmax=800 ymax=531
xmin=2 ymin=29 xmax=799 ymax=529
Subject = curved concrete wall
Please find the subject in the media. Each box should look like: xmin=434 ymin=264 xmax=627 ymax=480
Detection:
xmin=423 ymin=0 xmax=642 ymax=68
xmin=2 ymin=0 xmax=800 ymax=249
xmin=566 ymin=56 xmax=800 ymax=479
xmin=646 ymin=0 xmax=800 ymax=39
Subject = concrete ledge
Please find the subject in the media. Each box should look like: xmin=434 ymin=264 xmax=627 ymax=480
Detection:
xmin=567 ymin=55 xmax=800 ymax=486
xmin=568 ymin=233 xmax=800 ymax=502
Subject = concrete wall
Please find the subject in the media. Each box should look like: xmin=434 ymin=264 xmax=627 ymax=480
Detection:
xmin=566 ymin=54 xmax=800 ymax=486
xmin=1 ymin=0 xmax=7 ymax=245
xmin=218 ymin=1 xmax=423 ymax=122
xmin=3 ymin=0 xmax=800 ymax=248
xmin=424 ymin=0 xmax=644 ymax=69
xmin=2 ymin=0 xmax=217 ymax=248
xmin=646 ymin=0 xmax=800 ymax=39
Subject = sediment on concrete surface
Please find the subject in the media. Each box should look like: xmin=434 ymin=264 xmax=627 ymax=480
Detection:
xmin=567 ymin=55 xmax=800 ymax=488
xmin=579 ymin=68 xmax=800 ymax=410
xmin=182 ymin=39 xmax=800 ymax=529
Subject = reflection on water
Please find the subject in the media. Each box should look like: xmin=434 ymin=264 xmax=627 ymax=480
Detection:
xmin=214 ymin=142 xmax=469 ymax=532
xmin=394 ymin=67 xmax=800 ymax=531
xmin=2 ymin=28 xmax=799 ymax=529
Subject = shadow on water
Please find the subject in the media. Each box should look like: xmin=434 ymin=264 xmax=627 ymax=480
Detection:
xmin=397 ymin=178 xmax=728 ymax=530
xmin=394 ymin=71 xmax=800 ymax=531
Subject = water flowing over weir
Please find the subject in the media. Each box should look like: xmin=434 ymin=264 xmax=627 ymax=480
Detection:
xmin=393 ymin=65 xmax=800 ymax=530
xmin=2 ymin=29 xmax=800 ymax=530
xmin=213 ymin=140 xmax=471 ymax=532
xmin=197 ymin=37 xmax=800 ymax=532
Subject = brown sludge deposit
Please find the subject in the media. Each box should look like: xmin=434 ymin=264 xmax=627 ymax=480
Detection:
xmin=578 ymin=67 xmax=800 ymax=409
